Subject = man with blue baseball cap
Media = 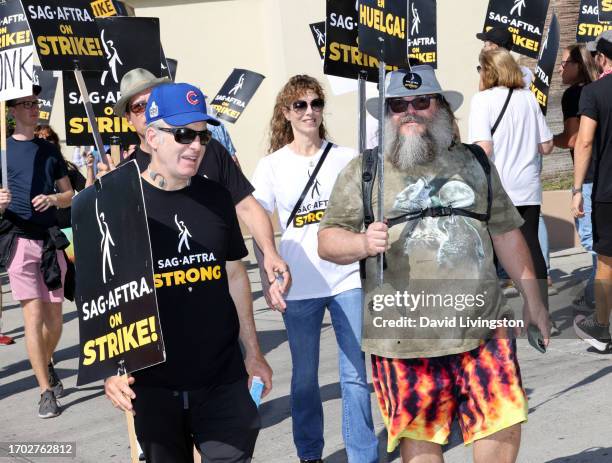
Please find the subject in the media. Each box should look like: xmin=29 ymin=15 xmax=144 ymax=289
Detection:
xmin=319 ymin=66 xmax=550 ymax=463
xmin=104 ymin=82 xmax=267 ymax=463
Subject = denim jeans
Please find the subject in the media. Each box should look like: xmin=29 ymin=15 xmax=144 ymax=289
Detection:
xmin=575 ymin=183 xmax=597 ymax=302
xmin=538 ymin=213 xmax=550 ymax=273
xmin=283 ymin=288 xmax=378 ymax=463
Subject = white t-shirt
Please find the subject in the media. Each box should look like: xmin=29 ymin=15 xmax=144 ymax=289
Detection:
xmin=468 ymin=87 xmax=552 ymax=206
xmin=252 ymin=142 xmax=361 ymax=300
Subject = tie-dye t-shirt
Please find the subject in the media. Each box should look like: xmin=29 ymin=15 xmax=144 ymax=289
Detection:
xmin=319 ymin=143 xmax=524 ymax=359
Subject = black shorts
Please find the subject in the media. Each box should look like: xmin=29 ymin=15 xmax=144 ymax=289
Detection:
xmin=133 ymin=377 xmax=260 ymax=463
xmin=593 ymin=202 xmax=612 ymax=257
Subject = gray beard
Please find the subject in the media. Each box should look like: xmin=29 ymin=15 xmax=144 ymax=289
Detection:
xmin=384 ymin=108 xmax=455 ymax=171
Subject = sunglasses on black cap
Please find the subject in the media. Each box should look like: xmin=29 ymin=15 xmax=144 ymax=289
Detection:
xmin=387 ymin=95 xmax=440 ymax=113
xmin=158 ymin=127 xmax=212 ymax=145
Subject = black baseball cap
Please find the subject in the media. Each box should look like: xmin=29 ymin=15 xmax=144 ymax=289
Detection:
xmin=7 ymin=85 xmax=42 ymax=107
xmin=476 ymin=26 xmax=514 ymax=51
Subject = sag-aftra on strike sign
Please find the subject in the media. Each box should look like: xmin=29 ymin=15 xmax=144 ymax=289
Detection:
xmin=20 ymin=0 xmax=108 ymax=71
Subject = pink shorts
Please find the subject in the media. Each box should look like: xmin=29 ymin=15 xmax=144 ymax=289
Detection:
xmin=7 ymin=237 xmax=67 ymax=303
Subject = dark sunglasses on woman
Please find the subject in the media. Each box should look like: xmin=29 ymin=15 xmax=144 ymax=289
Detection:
xmin=387 ymin=95 xmax=440 ymax=114
xmin=290 ymin=98 xmax=325 ymax=113
xmin=158 ymin=127 xmax=212 ymax=145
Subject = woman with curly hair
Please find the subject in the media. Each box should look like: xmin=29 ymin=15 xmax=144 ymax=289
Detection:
xmin=251 ymin=75 xmax=378 ymax=463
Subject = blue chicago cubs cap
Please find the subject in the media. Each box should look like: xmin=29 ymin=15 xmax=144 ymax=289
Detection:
xmin=145 ymin=83 xmax=221 ymax=126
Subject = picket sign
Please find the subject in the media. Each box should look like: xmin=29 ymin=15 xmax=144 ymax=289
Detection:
xmin=73 ymin=69 xmax=108 ymax=166
xmin=117 ymin=360 xmax=139 ymax=463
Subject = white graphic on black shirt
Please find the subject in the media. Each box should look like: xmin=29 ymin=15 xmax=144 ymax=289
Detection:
xmin=175 ymin=214 xmax=192 ymax=253
xmin=96 ymin=199 xmax=115 ymax=284
xmin=510 ymin=0 xmax=526 ymax=17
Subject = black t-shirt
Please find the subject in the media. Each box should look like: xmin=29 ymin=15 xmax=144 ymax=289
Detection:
xmin=579 ymin=74 xmax=612 ymax=202
xmin=120 ymin=138 xmax=254 ymax=205
xmin=56 ymin=164 xmax=86 ymax=229
xmin=562 ymin=84 xmax=594 ymax=183
xmin=4 ymin=137 xmax=67 ymax=227
xmin=134 ymin=176 xmax=248 ymax=390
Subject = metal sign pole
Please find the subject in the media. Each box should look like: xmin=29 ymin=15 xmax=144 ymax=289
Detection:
xmin=376 ymin=58 xmax=386 ymax=287
xmin=357 ymin=71 xmax=367 ymax=154
xmin=73 ymin=69 xmax=109 ymax=167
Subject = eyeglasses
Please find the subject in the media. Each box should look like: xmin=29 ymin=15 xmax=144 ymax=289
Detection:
xmin=560 ymin=60 xmax=575 ymax=68
xmin=387 ymin=95 xmax=440 ymax=114
xmin=128 ymin=101 xmax=147 ymax=115
xmin=476 ymin=65 xmax=482 ymax=73
xmin=14 ymin=100 xmax=41 ymax=109
xmin=289 ymin=98 xmax=325 ymax=113
xmin=158 ymin=127 xmax=212 ymax=145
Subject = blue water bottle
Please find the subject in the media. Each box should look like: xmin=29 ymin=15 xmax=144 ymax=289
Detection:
xmin=250 ymin=376 xmax=264 ymax=407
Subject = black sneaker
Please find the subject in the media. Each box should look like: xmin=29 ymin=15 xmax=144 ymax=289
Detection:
xmin=574 ymin=314 xmax=612 ymax=352
xmin=300 ymin=460 xmax=323 ymax=463
xmin=48 ymin=362 xmax=64 ymax=398
xmin=38 ymin=389 xmax=61 ymax=418
xmin=573 ymin=295 xmax=595 ymax=316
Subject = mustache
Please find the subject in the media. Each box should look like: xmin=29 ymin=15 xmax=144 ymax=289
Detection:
xmin=399 ymin=114 xmax=428 ymax=125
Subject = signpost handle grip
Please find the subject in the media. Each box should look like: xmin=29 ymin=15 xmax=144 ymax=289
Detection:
xmin=110 ymin=136 xmax=121 ymax=167
xmin=1 ymin=101 xmax=7 ymax=189
xmin=73 ymin=70 xmax=109 ymax=167
xmin=122 ymin=373 xmax=140 ymax=463
xmin=376 ymin=60 xmax=386 ymax=287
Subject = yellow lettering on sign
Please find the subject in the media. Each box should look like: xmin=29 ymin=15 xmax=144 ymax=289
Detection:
xmin=91 ymin=0 xmax=117 ymax=17
xmin=327 ymin=42 xmax=398 ymax=71
xmin=69 ymin=116 xmax=135 ymax=134
xmin=82 ymin=316 xmax=159 ymax=366
xmin=359 ymin=4 xmax=406 ymax=39
xmin=530 ymin=83 xmax=547 ymax=106
xmin=512 ymin=34 xmax=538 ymax=52
xmin=577 ymin=23 xmax=612 ymax=36
xmin=410 ymin=51 xmax=436 ymax=63
xmin=36 ymin=35 xmax=103 ymax=56
xmin=0 ymin=30 xmax=30 ymax=48
xmin=602 ymin=0 xmax=612 ymax=12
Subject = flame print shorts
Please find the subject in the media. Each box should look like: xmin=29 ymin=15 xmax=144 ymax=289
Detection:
xmin=372 ymin=338 xmax=528 ymax=452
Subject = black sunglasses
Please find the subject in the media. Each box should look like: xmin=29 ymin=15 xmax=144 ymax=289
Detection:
xmin=14 ymin=100 xmax=41 ymax=109
xmin=387 ymin=95 xmax=440 ymax=114
xmin=128 ymin=101 xmax=147 ymax=115
xmin=290 ymin=98 xmax=325 ymax=113
xmin=158 ymin=127 xmax=212 ymax=145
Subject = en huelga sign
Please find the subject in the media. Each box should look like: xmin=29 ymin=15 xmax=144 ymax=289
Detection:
xmin=73 ymin=161 xmax=165 ymax=386
xmin=357 ymin=0 xmax=408 ymax=66
xmin=324 ymin=0 xmax=396 ymax=82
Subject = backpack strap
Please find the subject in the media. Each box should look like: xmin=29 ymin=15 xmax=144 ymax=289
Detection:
xmin=463 ymin=143 xmax=492 ymax=222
